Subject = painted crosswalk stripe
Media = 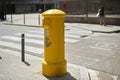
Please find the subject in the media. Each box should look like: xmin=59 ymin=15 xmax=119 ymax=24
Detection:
xmin=28 ymin=31 xmax=81 ymax=43
xmin=65 ymin=38 xmax=79 ymax=43
xmin=65 ymin=34 xmax=80 ymax=39
xmin=66 ymin=30 xmax=91 ymax=35
xmin=0 ymin=48 xmax=42 ymax=60
xmin=1 ymin=36 xmax=44 ymax=45
xmin=65 ymin=32 xmax=82 ymax=35
xmin=28 ymin=31 xmax=44 ymax=34
xmin=0 ymin=40 xmax=44 ymax=54
xmin=15 ymin=33 xmax=44 ymax=39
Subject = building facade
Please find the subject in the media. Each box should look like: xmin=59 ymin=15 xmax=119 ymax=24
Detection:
xmin=0 ymin=0 xmax=6 ymax=20
xmin=0 ymin=0 xmax=120 ymax=14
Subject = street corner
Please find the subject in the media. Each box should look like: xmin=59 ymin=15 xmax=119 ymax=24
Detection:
xmin=91 ymin=24 xmax=120 ymax=33
xmin=31 ymin=63 xmax=81 ymax=80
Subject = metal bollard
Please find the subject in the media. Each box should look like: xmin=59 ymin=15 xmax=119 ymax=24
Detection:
xmin=24 ymin=14 xmax=25 ymax=24
xmin=21 ymin=34 xmax=25 ymax=62
xmin=38 ymin=14 xmax=40 ymax=25
xmin=11 ymin=14 xmax=13 ymax=23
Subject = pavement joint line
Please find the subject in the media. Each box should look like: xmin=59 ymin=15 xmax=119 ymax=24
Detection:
xmin=68 ymin=63 xmax=120 ymax=76
xmin=2 ymin=22 xmax=42 ymax=28
xmin=87 ymin=66 xmax=120 ymax=76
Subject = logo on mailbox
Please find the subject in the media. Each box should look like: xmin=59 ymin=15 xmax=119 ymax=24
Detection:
xmin=45 ymin=38 xmax=51 ymax=47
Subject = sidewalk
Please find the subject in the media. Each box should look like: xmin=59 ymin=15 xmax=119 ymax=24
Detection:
xmin=0 ymin=50 xmax=119 ymax=80
xmin=1 ymin=13 xmax=120 ymax=33
xmin=65 ymin=23 xmax=120 ymax=33
xmin=0 ymin=14 xmax=120 ymax=80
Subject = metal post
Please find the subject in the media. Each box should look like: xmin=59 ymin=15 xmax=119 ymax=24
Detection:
xmin=9 ymin=0 xmax=13 ymax=23
xmin=38 ymin=14 xmax=40 ymax=25
xmin=21 ymin=34 xmax=25 ymax=62
xmin=11 ymin=13 xmax=12 ymax=23
xmin=38 ymin=9 xmax=41 ymax=25
xmin=54 ymin=0 xmax=57 ymax=9
xmin=1 ymin=0 xmax=6 ymax=20
xmin=44 ymin=0 xmax=46 ymax=11
xmin=4 ymin=0 xmax=6 ymax=20
xmin=1 ymin=0 xmax=4 ymax=20
xmin=24 ymin=14 xmax=25 ymax=24
xmin=85 ymin=0 xmax=88 ymax=18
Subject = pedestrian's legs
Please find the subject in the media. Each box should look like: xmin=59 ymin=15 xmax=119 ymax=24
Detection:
xmin=99 ymin=18 xmax=102 ymax=26
xmin=102 ymin=19 xmax=105 ymax=26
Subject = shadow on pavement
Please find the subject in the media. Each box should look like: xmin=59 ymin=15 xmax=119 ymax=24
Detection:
xmin=104 ymin=25 xmax=113 ymax=27
xmin=46 ymin=72 xmax=77 ymax=80
xmin=0 ymin=56 xmax=2 ymax=59
xmin=23 ymin=61 xmax=31 ymax=66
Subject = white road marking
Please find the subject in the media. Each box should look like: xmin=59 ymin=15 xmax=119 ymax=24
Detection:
xmin=0 ymin=40 xmax=44 ymax=54
xmin=1 ymin=36 xmax=44 ymax=45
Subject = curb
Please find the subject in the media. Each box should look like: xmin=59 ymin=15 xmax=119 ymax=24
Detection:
xmin=2 ymin=22 xmax=120 ymax=33
xmin=92 ymin=30 xmax=120 ymax=33
xmin=2 ymin=22 xmax=42 ymax=28
xmin=73 ymin=25 xmax=120 ymax=33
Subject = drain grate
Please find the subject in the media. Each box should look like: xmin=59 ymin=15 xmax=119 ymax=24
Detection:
xmin=80 ymin=35 xmax=89 ymax=38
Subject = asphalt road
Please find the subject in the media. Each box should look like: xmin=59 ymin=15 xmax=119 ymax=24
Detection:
xmin=0 ymin=23 xmax=120 ymax=76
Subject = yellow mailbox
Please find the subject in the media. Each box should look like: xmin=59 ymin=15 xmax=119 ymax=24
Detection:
xmin=42 ymin=9 xmax=67 ymax=77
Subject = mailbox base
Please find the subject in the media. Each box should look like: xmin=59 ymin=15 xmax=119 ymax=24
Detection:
xmin=42 ymin=60 xmax=67 ymax=77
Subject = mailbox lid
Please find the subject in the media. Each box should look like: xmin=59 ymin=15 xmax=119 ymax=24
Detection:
xmin=42 ymin=9 xmax=66 ymax=16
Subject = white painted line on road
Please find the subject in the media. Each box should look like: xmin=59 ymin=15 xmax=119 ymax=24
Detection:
xmin=1 ymin=35 xmax=80 ymax=44
xmin=28 ymin=31 xmax=44 ymax=34
xmin=73 ymin=55 xmax=100 ymax=62
xmin=65 ymin=34 xmax=80 ymax=39
xmin=1 ymin=36 xmax=44 ymax=45
xmin=91 ymin=34 xmax=99 ymax=36
xmin=89 ymin=46 xmax=111 ymax=50
xmin=66 ymin=31 xmax=91 ymax=35
xmin=68 ymin=63 xmax=86 ymax=68
xmin=0 ymin=40 xmax=14 ymax=47
xmin=15 ymin=33 xmax=44 ymax=39
xmin=66 ymin=30 xmax=82 ymax=34
xmin=0 ymin=48 xmax=42 ymax=60
xmin=65 ymin=38 xmax=79 ymax=43
xmin=0 ymin=40 xmax=44 ymax=54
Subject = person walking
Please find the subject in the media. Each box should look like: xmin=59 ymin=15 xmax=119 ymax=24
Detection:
xmin=98 ymin=6 xmax=105 ymax=26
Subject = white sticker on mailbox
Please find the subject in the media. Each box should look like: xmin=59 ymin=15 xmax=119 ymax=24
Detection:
xmin=44 ymin=30 xmax=49 ymax=36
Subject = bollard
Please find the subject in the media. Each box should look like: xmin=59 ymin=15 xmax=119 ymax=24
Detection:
xmin=24 ymin=14 xmax=25 ymax=24
xmin=38 ymin=14 xmax=40 ymax=25
xmin=21 ymin=34 xmax=25 ymax=62
xmin=42 ymin=9 xmax=67 ymax=77
xmin=11 ymin=14 xmax=13 ymax=23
